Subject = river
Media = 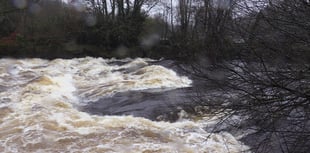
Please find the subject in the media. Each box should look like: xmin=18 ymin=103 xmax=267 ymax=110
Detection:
xmin=0 ymin=57 xmax=250 ymax=153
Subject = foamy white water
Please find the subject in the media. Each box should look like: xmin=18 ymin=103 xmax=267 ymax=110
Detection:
xmin=0 ymin=57 xmax=250 ymax=153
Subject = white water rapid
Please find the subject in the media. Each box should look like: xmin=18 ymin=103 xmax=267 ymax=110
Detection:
xmin=0 ymin=57 xmax=250 ymax=153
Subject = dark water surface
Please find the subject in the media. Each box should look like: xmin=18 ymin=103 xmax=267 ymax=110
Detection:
xmin=81 ymin=87 xmax=195 ymax=122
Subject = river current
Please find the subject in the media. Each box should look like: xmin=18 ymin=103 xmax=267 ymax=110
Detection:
xmin=0 ymin=57 xmax=250 ymax=153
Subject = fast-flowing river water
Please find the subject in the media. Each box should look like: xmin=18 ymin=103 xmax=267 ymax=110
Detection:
xmin=0 ymin=57 xmax=250 ymax=153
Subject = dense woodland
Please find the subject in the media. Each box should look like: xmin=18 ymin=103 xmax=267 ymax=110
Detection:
xmin=1 ymin=0 xmax=308 ymax=61
xmin=1 ymin=0 xmax=310 ymax=152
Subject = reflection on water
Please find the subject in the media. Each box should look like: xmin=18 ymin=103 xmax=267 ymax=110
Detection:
xmin=0 ymin=57 xmax=250 ymax=153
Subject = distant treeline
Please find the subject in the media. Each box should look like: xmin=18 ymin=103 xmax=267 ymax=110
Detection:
xmin=0 ymin=0 xmax=309 ymax=63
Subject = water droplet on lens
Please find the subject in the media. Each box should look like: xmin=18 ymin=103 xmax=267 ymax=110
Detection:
xmin=29 ymin=3 xmax=41 ymax=14
xmin=12 ymin=0 xmax=27 ymax=9
xmin=141 ymin=34 xmax=160 ymax=48
xmin=116 ymin=46 xmax=128 ymax=57
xmin=85 ymin=15 xmax=97 ymax=27
xmin=73 ymin=2 xmax=86 ymax=12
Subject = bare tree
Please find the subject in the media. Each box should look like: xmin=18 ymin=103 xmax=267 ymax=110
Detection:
xmin=188 ymin=0 xmax=310 ymax=152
